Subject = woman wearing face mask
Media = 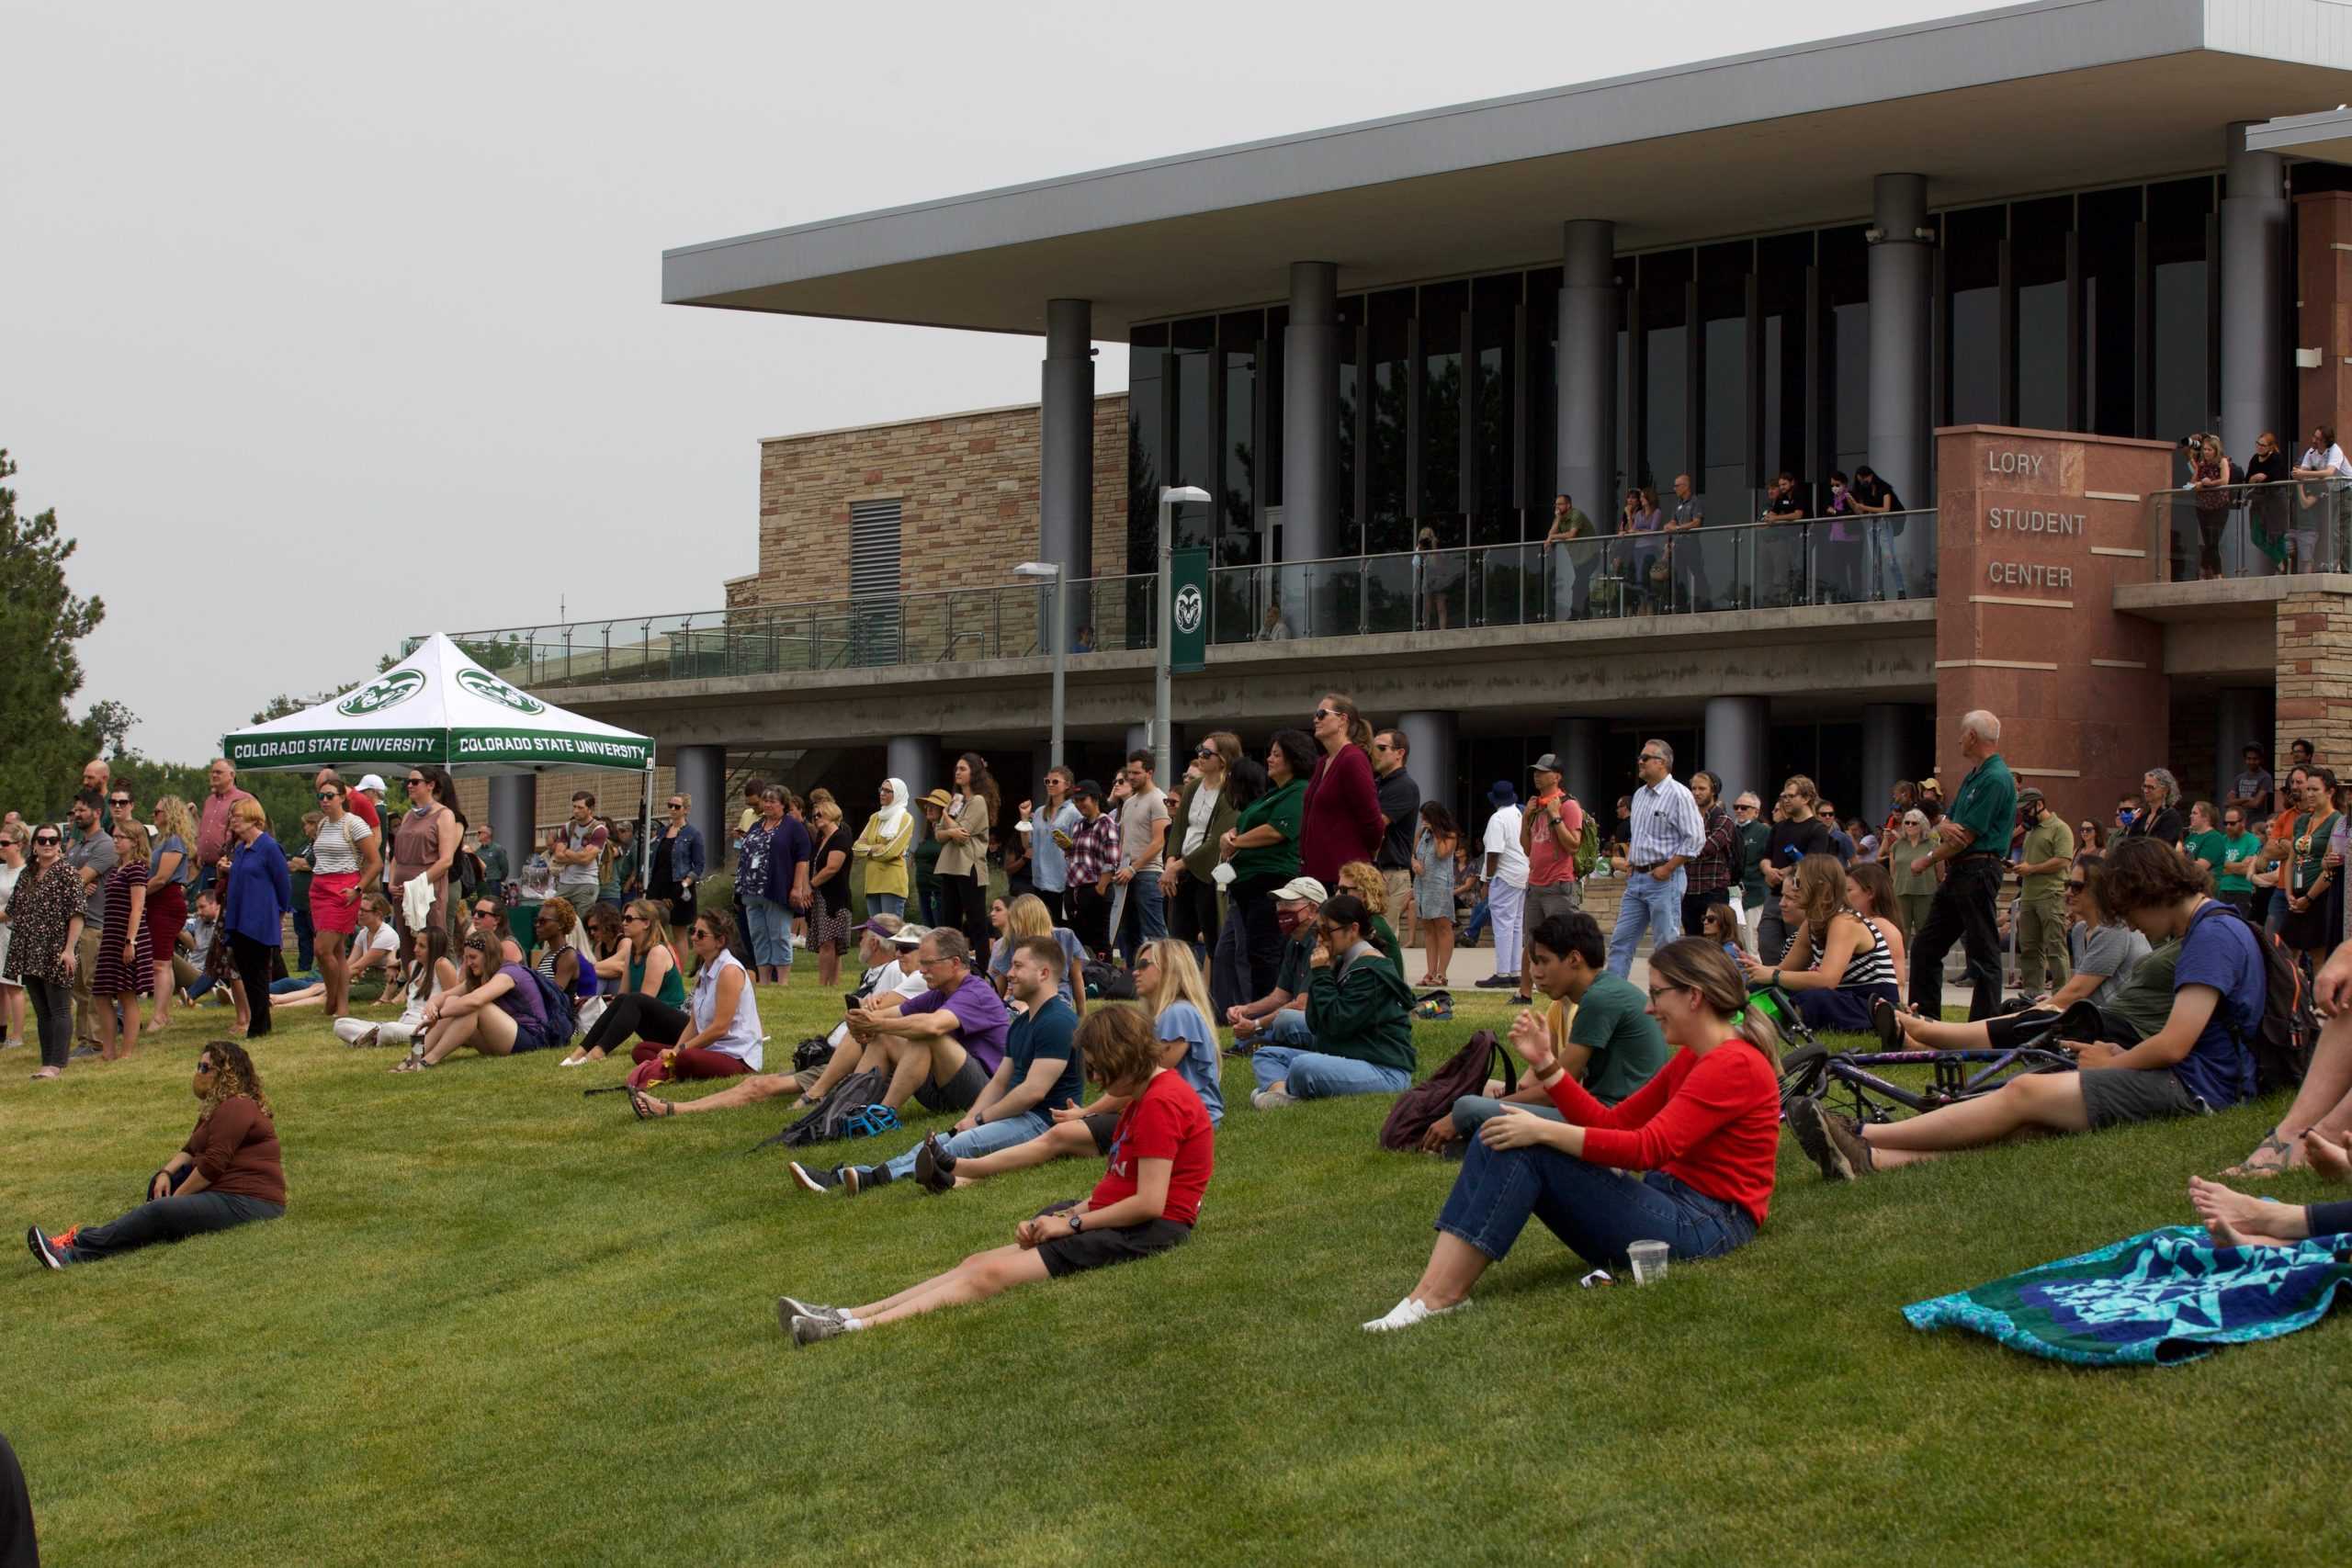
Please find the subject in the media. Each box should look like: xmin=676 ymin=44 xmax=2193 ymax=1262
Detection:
xmin=6 ymin=824 xmax=86 ymax=1080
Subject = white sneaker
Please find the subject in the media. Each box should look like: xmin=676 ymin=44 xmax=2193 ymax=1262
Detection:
xmin=1362 ymin=1296 xmax=1470 ymax=1334
xmin=1251 ymin=1087 xmax=1295 ymax=1111
xmin=558 ymin=1055 xmax=587 ymax=1068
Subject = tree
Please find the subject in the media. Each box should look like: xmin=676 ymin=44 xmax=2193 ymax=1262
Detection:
xmin=0 ymin=449 xmax=107 ymax=818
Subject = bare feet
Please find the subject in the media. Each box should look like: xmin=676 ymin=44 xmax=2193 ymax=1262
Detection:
xmin=2188 ymin=1175 xmax=2296 ymax=1248
xmin=2303 ymin=1127 xmax=2352 ymax=1182
xmin=2222 ymin=1131 xmax=2300 ymax=1179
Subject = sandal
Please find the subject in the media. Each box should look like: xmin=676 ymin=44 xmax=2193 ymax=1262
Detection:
xmin=2223 ymin=1133 xmax=2296 ymax=1179
xmin=390 ymin=1052 xmax=434 ymax=1074
xmin=628 ymin=1088 xmax=673 ymax=1121
xmin=28 ymin=1066 xmax=61 ymax=1081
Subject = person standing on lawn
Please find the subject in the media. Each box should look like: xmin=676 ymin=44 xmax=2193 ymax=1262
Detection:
xmin=1367 ymin=937 xmax=1781 ymax=1332
xmin=1905 ymin=710 xmax=2017 ymax=1021
xmin=2010 ymin=789 xmax=2075 ymax=995
xmin=27 ymin=1041 xmax=286 ymax=1269
xmin=1606 ymin=739 xmax=1704 ymax=977
xmin=221 ymin=801 xmax=292 ymax=1040
xmin=1372 ymin=729 xmax=1421 ymax=945
xmin=779 ymin=1002 xmax=1214 ymax=1347
xmin=6 ymin=825 xmax=85 ymax=1081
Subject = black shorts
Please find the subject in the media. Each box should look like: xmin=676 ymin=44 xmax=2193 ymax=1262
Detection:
xmin=2077 ymin=1066 xmax=2202 ymax=1129
xmin=1083 ymin=1111 xmax=1121 ymax=1155
xmin=914 ymin=1053 xmax=991 ymax=1114
xmin=1035 ymin=1218 xmax=1193 ymax=1279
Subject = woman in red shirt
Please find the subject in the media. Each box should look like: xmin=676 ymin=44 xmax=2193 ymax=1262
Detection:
xmin=1365 ymin=938 xmax=1781 ymax=1331
xmin=1300 ymin=692 xmax=1383 ymax=886
xmin=780 ymin=1005 xmax=1215 ymax=1347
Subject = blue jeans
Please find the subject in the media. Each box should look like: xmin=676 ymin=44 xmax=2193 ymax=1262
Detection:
xmin=1114 ymin=873 xmax=1168 ymax=965
xmin=857 ymin=1108 xmax=1051 ymax=1183
xmin=1261 ymin=1010 xmax=1312 ymax=1047
xmin=57 ymin=1190 xmax=284 ymax=1264
xmin=1250 ymin=1044 xmax=1411 ymax=1100
xmin=1449 ymin=1095 xmax=1566 ymax=1136
xmin=1607 ymin=866 xmax=1687 ymax=976
xmin=1436 ymin=1137 xmax=1756 ymax=1269
xmin=865 ymin=893 xmax=906 ymax=919
xmin=744 ymin=897 xmax=793 ymax=968
xmin=1460 ymin=895 xmax=1492 ymax=947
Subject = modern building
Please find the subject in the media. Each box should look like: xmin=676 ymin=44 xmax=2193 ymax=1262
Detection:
xmin=462 ymin=0 xmax=2352 ymax=861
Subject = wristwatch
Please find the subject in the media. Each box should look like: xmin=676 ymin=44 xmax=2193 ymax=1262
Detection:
xmin=1068 ymin=1212 xmax=1084 ymax=1234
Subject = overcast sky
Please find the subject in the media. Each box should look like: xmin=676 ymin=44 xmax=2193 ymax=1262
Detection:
xmin=3 ymin=0 xmax=1968 ymax=761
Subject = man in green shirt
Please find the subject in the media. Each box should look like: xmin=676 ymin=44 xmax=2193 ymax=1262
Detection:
xmin=2207 ymin=805 xmax=2267 ymax=918
xmin=2011 ymin=788 xmax=2075 ymax=992
xmin=474 ymin=820 xmax=513 ymax=896
xmin=1905 ymin=709 xmax=2018 ymax=1021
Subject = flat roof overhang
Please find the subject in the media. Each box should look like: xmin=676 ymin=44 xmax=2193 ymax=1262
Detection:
xmin=663 ymin=0 xmax=2352 ymax=338
xmin=2247 ymin=105 xmax=2352 ymax=164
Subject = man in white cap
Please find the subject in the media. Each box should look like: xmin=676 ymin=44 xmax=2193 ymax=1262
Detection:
xmin=1225 ymin=876 xmax=1325 ymax=1047
xmin=350 ymin=773 xmax=387 ymax=831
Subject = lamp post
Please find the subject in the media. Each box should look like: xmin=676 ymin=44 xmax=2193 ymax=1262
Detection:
xmin=1012 ymin=560 xmax=1065 ymax=769
xmin=1157 ymin=484 xmax=1211 ymax=786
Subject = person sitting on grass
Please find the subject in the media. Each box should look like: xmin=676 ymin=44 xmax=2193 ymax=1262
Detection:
xmin=790 ymin=935 xmax=1084 ymax=1195
xmin=1702 ymin=901 xmax=1749 ymax=963
xmin=1421 ymin=910 xmax=1668 ymax=1153
xmin=1841 ymin=860 xmax=1908 ymax=988
xmin=1868 ymin=857 xmax=2150 ymax=1052
xmin=2189 ymin=1172 xmax=2352 ymax=1249
xmin=333 ymin=925 xmax=458 ymax=1049
xmin=1365 ymin=938 xmax=1781 ymax=1332
xmin=616 ymin=910 xmax=763 ymax=1095
xmin=778 ymin=1002 xmax=1215 ymax=1348
xmin=559 ymin=898 xmax=685 ymax=1066
xmin=277 ymin=895 xmax=401 ymax=1011
xmin=2224 ymin=934 xmax=2352 ymax=1178
xmin=1334 ymin=860 xmax=1405 ymax=964
xmin=466 ymin=894 xmax=526 ymax=968
xmin=1224 ymin=876 xmax=1323 ymax=1052
xmin=1785 ymin=836 xmax=2262 ymax=1181
xmin=532 ymin=897 xmax=601 ymax=1031
xmin=1250 ymin=892 xmax=1416 ymax=1110
xmin=910 ymin=940 xmax=1226 ymax=1195
xmin=836 ymin=928 xmax=1004 ymax=1115
xmin=391 ymin=932 xmax=565 ymax=1071
xmin=985 ymin=893 xmax=1087 ymax=1018
xmin=1739 ymin=853 xmax=1900 ymax=1032
xmin=28 ymin=1042 xmax=286 ymax=1269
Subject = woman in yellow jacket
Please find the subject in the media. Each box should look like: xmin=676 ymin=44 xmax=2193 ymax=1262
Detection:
xmin=852 ymin=778 xmax=915 ymax=919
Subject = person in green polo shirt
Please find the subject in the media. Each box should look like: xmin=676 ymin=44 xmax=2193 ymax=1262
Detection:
xmin=2011 ymin=788 xmax=2075 ymax=993
xmin=1904 ymin=709 xmax=2017 ymax=1021
xmin=2202 ymin=803 xmax=2266 ymax=918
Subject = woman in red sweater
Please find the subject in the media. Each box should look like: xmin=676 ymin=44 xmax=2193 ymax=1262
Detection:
xmin=27 ymin=1042 xmax=286 ymax=1269
xmin=1301 ymin=692 xmax=1384 ymax=886
xmin=1365 ymin=938 xmax=1781 ymax=1331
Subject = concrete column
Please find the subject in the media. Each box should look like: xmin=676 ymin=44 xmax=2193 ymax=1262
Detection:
xmin=887 ymin=736 xmax=937 ymax=812
xmin=1125 ymin=721 xmax=1152 ymax=760
xmin=488 ymin=773 xmax=537 ymax=876
xmin=1557 ymin=220 xmax=1616 ymax=525
xmin=2214 ymin=686 xmax=2273 ymax=804
xmin=1861 ymin=704 xmax=1909 ymax=831
xmin=1396 ymin=710 xmax=1458 ymax=825
xmin=1551 ymin=716 xmax=1606 ymax=814
xmin=670 ymin=746 xmax=724 ymax=866
xmin=1040 ymin=299 xmax=1094 ymax=642
xmin=2222 ymin=125 xmax=2288 ymax=465
xmin=1703 ymin=695 xmax=1770 ymax=810
xmin=1869 ymin=175 xmax=1932 ymax=507
xmin=1283 ymin=263 xmax=1341 ymax=564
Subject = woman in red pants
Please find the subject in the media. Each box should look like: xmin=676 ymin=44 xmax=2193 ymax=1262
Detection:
xmin=626 ymin=909 xmax=764 ymax=1091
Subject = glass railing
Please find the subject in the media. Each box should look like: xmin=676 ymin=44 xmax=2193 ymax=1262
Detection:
xmin=2147 ymin=479 xmax=2352 ymax=581
xmin=424 ymin=513 xmax=1935 ymax=690
xmin=1209 ymin=511 xmax=1937 ymax=642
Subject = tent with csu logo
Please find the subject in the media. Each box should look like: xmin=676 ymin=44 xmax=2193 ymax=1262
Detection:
xmin=220 ymin=633 xmax=654 ymax=776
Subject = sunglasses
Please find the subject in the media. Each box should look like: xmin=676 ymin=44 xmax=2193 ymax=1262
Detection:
xmin=1194 ymin=748 xmax=1217 ymax=760
xmin=317 ymin=791 xmax=339 ymax=800
xmin=1312 ymin=708 xmax=1335 ymax=722
xmin=668 ymin=801 xmax=686 ymax=809
xmin=2224 ymin=818 xmax=2244 ymax=827
xmin=31 ymin=835 xmax=59 ymax=846
xmin=108 ymin=796 xmax=132 ymax=807
xmin=473 ymin=908 xmax=499 ymax=919
xmin=195 ymin=1061 xmax=216 ymax=1075
xmin=405 ymin=776 xmax=425 ymax=785
xmin=2064 ymin=880 xmax=2086 ymax=892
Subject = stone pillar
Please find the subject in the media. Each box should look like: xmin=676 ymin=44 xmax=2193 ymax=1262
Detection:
xmin=2213 ymin=687 xmax=2272 ymax=806
xmin=1396 ymin=710 xmax=1458 ymax=825
xmin=2276 ymin=592 xmax=2352 ymax=769
xmin=1557 ymin=221 xmax=1616 ymax=525
xmin=1869 ymin=174 xmax=1932 ymax=507
xmin=1040 ymin=299 xmax=1094 ymax=641
xmin=1861 ymin=704 xmax=1910 ymax=833
xmin=887 ymin=736 xmax=937 ymax=812
xmin=1550 ymin=717 xmax=1606 ymax=815
xmin=1702 ymin=697 xmax=1770 ymax=810
xmin=671 ymin=746 xmax=724 ymax=867
xmin=1283 ymin=263 xmax=1341 ymax=564
xmin=2222 ymin=126 xmax=2288 ymax=467
xmin=2294 ymin=190 xmax=2352 ymax=446
xmin=488 ymin=773 xmax=537 ymax=876
xmin=1125 ymin=721 xmax=1152 ymax=761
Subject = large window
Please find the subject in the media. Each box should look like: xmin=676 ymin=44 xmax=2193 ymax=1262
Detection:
xmin=1218 ymin=311 xmax=1260 ymax=568
xmin=2079 ymin=185 xmax=2142 ymax=438
xmin=1420 ymin=280 xmax=1466 ymax=542
xmin=1525 ymin=267 xmax=1560 ymax=538
xmin=1698 ymin=241 xmax=1750 ymax=509
xmin=1758 ymin=231 xmax=1812 ymax=495
xmin=1127 ymin=324 xmax=1167 ymax=575
xmin=1820 ymin=225 xmax=1870 ymax=486
xmin=1472 ymin=273 xmax=1520 ymax=544
xmin=2149 ymin=176 xmax=2214 ymax=450
xmin=1169 ymin=316 xmax=1216 ymax=553
xmin=2012 ymin=196 xmax=2071 ymax=432
xmin=1366 ymin=288 xmax=1412 ymax=554
xmin=1638 ymin=249 xmax=1692 ymax=497
xmin=1944 ymin=204 xmax=2004 ymax=427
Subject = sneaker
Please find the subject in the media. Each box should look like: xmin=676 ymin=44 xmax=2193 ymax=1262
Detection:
xmin=912 ymin=1134 xmax=957 ymax=1195
xmin=1785 ymin=1096 xmax=1871 ymax=1182
xmin=26 ymin=1227 xmax=65 ymax=1270
xmin=1251 ymin=1087 xmax=1295 ymax=1111
xmin=840 ymin=1165 xmax=888 ymax=1196
xmin=776 ymin=1295 xmax=845 ymax=1331
xmin=1509 ymin=994 xmax=1533 ymax=1006
xmin=51 ymin=1224 xmax=80 ymax=1249
xmin=1870 ymin=994 xmax=1901 ymax=1052
xmin=787 ymin=1312 xmax=848 ymax=1348
xmin=1473 ymin=974 xmax=1515 ymax=989
xmin=69 ymin=1046 xmax=98 ymax=1062
xmin=1361 ymin=1296 xmax=1470 ymax=1334
xmin=787 ymin=1162 xmax=842 ymax=1194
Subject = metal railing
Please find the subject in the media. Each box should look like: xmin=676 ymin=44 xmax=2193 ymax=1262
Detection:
xmin=426 ymin=512 xmax=1935 ymax=692
xmin=2147 ymin=478 xmax=2352 ymax=581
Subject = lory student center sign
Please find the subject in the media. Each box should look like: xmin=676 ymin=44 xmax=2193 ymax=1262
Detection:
xmin=222 ymin=634 xmax=654 ymax=775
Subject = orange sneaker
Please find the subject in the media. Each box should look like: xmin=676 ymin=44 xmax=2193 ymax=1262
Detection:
xmin=51 ymin=1224 xmax=80 ymax=1249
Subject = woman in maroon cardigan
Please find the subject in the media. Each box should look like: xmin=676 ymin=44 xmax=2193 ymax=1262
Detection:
xmin=1301 ymin=692 xmax=1384 ymax=886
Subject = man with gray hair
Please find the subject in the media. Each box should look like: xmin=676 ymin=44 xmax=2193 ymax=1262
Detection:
xmin=1905 ymin=709 xmax=2017 ymax=1021
xmin=1606 ymin=738 xmax=1703 ymax=977
xmin=2127 ymin=767 xmax=2184 ymax=848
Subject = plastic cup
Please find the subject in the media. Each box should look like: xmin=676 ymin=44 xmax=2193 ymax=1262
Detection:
xmin=1626 ymin=1239 xmax=1670 ymax=1286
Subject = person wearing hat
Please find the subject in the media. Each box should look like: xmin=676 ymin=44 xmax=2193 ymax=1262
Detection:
xmin=1515 ymin=753 xmax=1586 ymax=1003
xmin=1227 ymin=874 xmax=1326 ymax=1047
xmin=1064 ymin=779 xmax=1120 ymax=960
xmin=911 ymin=788 xmax=953 ymax=929
xmin=1249 ymin=889 xmax=1415 ymax=1109
xmin=2011 ymin=788 xmax=2075 ymax=994
xmin=1220 ymin=729 xmax=1312 ymax=998
xmin=1474 ymin=781 xmax=1529 ymax=992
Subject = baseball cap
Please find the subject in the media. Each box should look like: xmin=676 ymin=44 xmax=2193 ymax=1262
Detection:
xmin=1272 ymin=876 xmax=1329 ymax=904
xmin=1531 ymin=753 xmax=1562 ymax=774
xmin=356 ymin=773 xmax=387 ymax=794
xmin=1070 ymin=778 xmax=1104 ymax=801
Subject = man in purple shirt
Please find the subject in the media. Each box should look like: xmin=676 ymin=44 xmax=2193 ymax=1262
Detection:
xmin=856 ymin=927 xmax=1008 ymax=1117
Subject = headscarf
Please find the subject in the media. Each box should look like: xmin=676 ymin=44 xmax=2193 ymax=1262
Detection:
xmin=871 ymin=778 xmax=910 ymax=842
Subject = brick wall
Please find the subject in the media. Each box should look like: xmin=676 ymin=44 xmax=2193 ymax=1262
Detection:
xmin=2276 ymin=592 xmax=2352 ymax=767
xmin=743 ymin=392 xmax=1131 ymax=606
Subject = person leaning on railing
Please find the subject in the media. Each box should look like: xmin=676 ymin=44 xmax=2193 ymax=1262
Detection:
xmin=2188 ymin=434 xmax=2233 ymax=581
xmin=2242 ymin=429 xmax=2292 ymax=570
xmin=1849 ymin=464 xmax=1907 ymax=599
xmin=2291 ymin=423 xmax=2352 ymax=572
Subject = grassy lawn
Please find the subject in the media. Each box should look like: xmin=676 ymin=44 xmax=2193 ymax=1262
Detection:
xmin=4 ymin=971 xmax=2346 ymax=1566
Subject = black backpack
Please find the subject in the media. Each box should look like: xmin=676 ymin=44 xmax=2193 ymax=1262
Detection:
xmin=751 ymin=1066 xmax=890 ymax=1152
xmin=1379 ymin=1029 xmax=1515 ymax=1152
xmin=2194 ymin=901 xmax=2315 ymax=1094
xmin=1084 ymin=961 xmax=1136 ymax=1001
xmin=791 ymin=1035 xmax=835 ymax=1076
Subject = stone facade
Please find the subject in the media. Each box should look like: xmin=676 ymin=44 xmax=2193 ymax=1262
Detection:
xmin=743 ymin=393 xmax=1130 ymax=606
xmin=2277 ymin=591 xmax=2352 ymax=766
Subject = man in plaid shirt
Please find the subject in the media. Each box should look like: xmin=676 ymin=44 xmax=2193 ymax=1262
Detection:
xmin=1065 ymin=778 xmax=1119 ymax=959
xmin=1681 ymin=768 xmax=1740 ymax=936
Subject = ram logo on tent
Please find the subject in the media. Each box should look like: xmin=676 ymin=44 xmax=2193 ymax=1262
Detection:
xmin=336 ymin=668 xmax=425 ymax=717
xmin=455 ymin=668 xmax=547 ymax=716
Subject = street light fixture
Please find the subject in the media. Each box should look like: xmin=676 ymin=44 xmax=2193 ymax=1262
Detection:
xmin=1012 ymin=559 xmax=1065 ymax=770
xmin=1157 ymin=485 xmax=1211 ymax=785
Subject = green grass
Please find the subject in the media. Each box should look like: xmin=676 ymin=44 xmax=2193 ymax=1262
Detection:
xmin=4 ymin=976 xmax=2347 ymax=1566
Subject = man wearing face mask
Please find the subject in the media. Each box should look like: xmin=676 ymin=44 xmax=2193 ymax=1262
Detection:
xmin=1223 ymin=877 xmax=1325 ymax=1049
xmin=2010 ymin=788 xmax=2075 ymax=994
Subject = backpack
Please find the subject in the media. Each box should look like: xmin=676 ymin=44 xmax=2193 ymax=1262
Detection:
xmin=751 ymin=1066 xmax=891 ymax=1152
xmin=791 ymin=1035 xmax=835 ymax=1076
xmin=1379 ymin=1029 xmax=1516 ymax=1152
xmin=1084 ymin=960 xmax=1136 ymax=1001
xmin=522 ymin=964 xmax=579 ymax=1043
xmin=1571 ymin=802 xmax=1600 ymax=879
xmin=2194 ymin=902 xmax=2316 ymax=1093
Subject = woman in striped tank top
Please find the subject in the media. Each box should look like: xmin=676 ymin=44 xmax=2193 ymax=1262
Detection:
xmin=1740 ymin=853 xmax=1899 ymax=1032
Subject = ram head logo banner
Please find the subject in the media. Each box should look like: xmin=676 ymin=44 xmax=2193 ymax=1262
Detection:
xmin=456 ymin=667 xmax=547 ymax=715
xmin=335 ymin=668 xmax=425 ymax=717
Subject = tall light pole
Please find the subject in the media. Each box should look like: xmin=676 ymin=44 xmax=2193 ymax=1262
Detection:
xmin=1012 ymin=560 xmax=1065 ymax=769
xmin=1157 ymin=484 xmax=1211 ymax=785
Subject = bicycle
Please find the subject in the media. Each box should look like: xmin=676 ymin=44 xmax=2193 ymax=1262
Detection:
xmin=1773 ymin=995 xmax=2090 ymax=1126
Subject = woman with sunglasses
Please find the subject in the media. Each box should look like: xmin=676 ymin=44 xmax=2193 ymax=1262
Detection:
xmin=3 ymin=826 xmax=82 ymax=1078
xmin=143 ymin=795 xmax=198 ymax=1029
xmin=560 ymin=899 xmax=685 ymax=1066
xmin=647 ymin=791 xmax=704 ymax=934
xmin=27 ymin=1041 xmax=285 ymax=1269
xmin=1301 ymin=694 xmax=1383 ymax=888
xmin=621 ymin=909 xmax=764 ymax=1105
xmin=0 ymin=828 xmax=26 ymax=1051
xmin=389 ymin=764 xmax=458 ymax=955
xmin=305 ymin=777 xmax=380 ymax=1019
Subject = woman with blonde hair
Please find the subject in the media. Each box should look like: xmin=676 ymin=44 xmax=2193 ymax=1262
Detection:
xmin=146 ymin=795 xmax=200 ymax=1029
xmin=221 ymin=798 xmax=292 ymax=1038
xmin=853 ymin=778 xmax=915 ymax=919
xmin=806 ymin=797 xmax=855 ymax=988
xmin=1365 ymin=938 xmax=1781 ymax=1331
xmin=560 ymin=897 xmax=689 ymax=1066
xmin=1740 ymin=853 xmax=1898 ymax=1032
xmin=985 ymin=891 xmax=1087 ymax=1015
xmin=1336 ymin=860 xmax=1402 ymax=963
xmin=1164 ymin=732 xmax=1241 ymax=964
xmin=648 ymin=788 xmax=704 ymax=931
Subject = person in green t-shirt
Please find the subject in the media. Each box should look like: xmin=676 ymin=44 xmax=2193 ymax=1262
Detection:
xmin=1905 ymin=710 xmax=2018 ymax=1021
xmin=2011 ymin=790 xmax=2075 ymax=993
xmin=2205 ymin=804 xmax=2267 ymax=917
xmin=1422 ymin=908 xmax=1670 ymax=1150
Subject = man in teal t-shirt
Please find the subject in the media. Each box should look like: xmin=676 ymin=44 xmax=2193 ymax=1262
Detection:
xmin=2204 ymin=805 xmax=2267 ymax=917
xmin=1905 ymin=711 xmax=2018 ymax=1021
